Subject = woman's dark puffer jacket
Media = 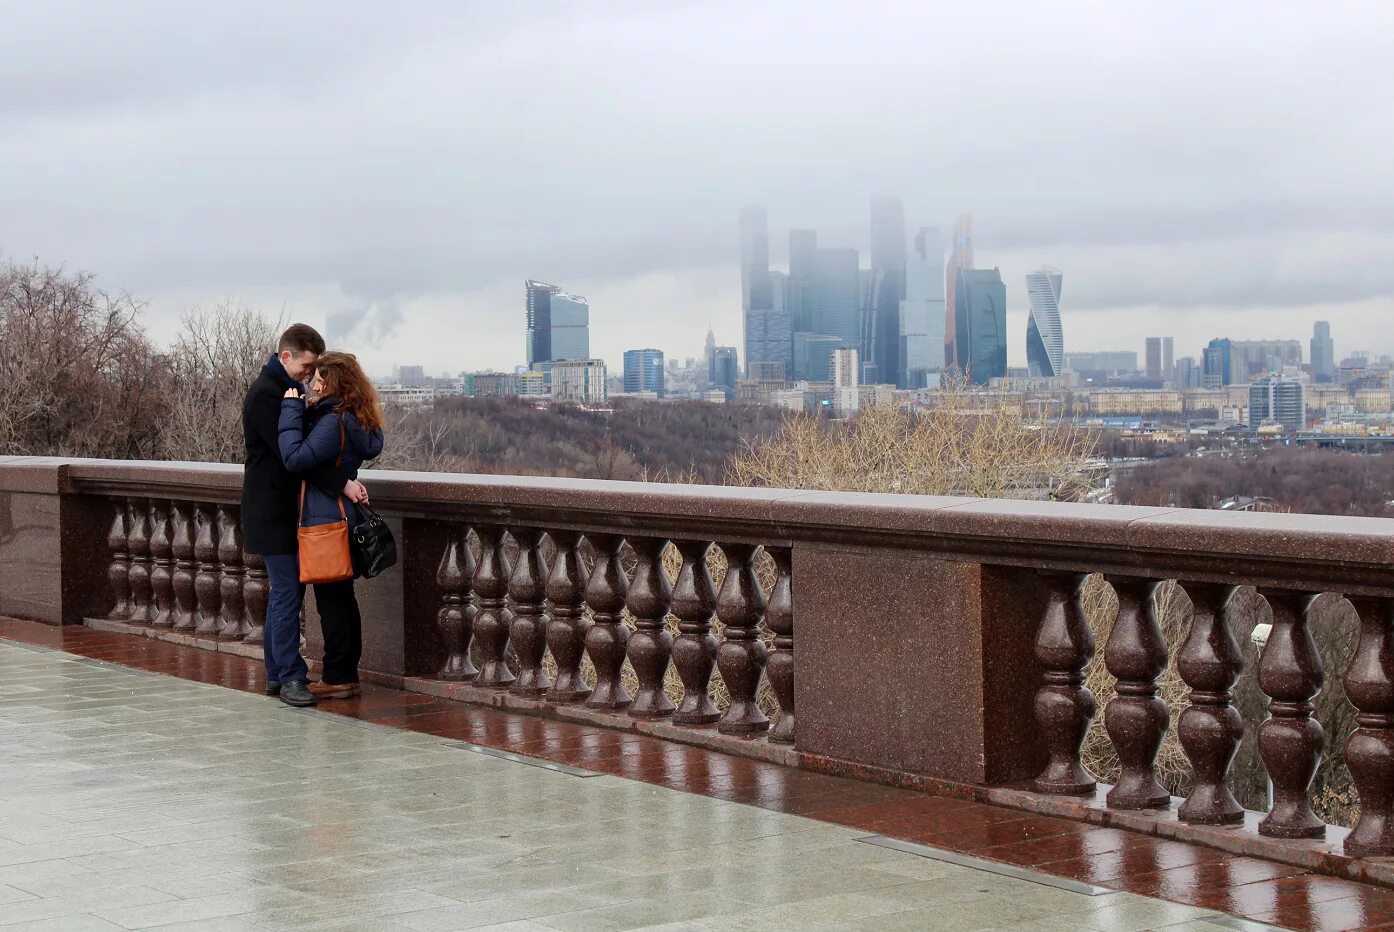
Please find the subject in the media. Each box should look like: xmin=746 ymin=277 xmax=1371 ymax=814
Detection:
xmin=278 ymin=396 xmax=384 ymax=528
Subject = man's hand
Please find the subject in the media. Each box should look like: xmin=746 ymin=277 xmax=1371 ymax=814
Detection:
xmin=343 ymin=479 xmax=369 ymax=504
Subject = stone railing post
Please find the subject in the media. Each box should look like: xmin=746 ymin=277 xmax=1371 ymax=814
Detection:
xmin=626 ymin=537 xmax=674 ymax=719
xmin=766 ymin=547 xmax=795 ymax=744
xmin=436 ymin=527 xmax=477 ymax=681
xmin=1256 ymin=587 xmax=1326 ymax=839
xmin=170 ymin=502 xmax=197 ymax=632
xmin=126 ymin=498 xmax=154 ymax=625
xmin=1344 ymin=595 xmax=1394 ymax=856
xmin=545 ymin=529 xmax=591 ymax=703
xmin=1103 ymin=575 xmax=1170 ymax=810
xmin=103 ymin=499 xmax=131 ymax=620
xmin=716 ymin=543 xmax=769 ymax=735
xmin=583 ymin=533 xmax=631 ymax=710
xmin=193 ymin=503 xmax=222 ymax=637
xmin=217 ymin=506 xmax=247 ymax=640
xmin=508 ymin=527 xmax=550 ymax=697
xmin=148 ymin=500 xmax=175 ymax=630
xmin=671 ymin=539 xmax=719 ymax=725
xmin=1177 ymin=582 xmax=1244 ymax=825
xmin=242 ymin=549 xmax=269 ymax=645
xmin=471 ymin=524 xmax=514 ymax=688
xmin=1033 ymin=571 xmax=1097 ymax=795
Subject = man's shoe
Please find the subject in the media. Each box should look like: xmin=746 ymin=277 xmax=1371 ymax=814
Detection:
xmin=309 ymin=681 xmax=361 ymax=700
xmin=278 ymin=681 xmax=317 ymax=707
xmin=266 ymin=680 xmax=281 ymax=697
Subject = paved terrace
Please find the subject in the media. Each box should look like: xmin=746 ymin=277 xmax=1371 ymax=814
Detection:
xmin=6 ymin=620 xmax=1394 ymax=932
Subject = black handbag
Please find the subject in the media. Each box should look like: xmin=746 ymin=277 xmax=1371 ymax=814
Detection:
xmin=350 ymin=502 xmax=397 ymax=578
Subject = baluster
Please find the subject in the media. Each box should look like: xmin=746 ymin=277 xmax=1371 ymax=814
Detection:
xmin=193 ymin=503 xmax=222 ymax=636
xmin=148 ymin=501 xmax=175 ymax=629
xmin=627 ymin=537 xmax=674 ymax=718
xmin=1344 ymin=596 xmax=1394 ymax=856
xmin=103 ymin=499 xmax=131 ymax=620
xmin=583 ymin=533 xmax=631 ymax=709
xmin=509 ymin=527 xmax=551 ymax=697
xmin=545 ymin=529 xmax=591 ymax=703
xmin=1033 ymin=571 xmax=1097 ymax=795
xmin=766 ymin=547 xmax=795 ymax=744
xmin=671 ymin=539 xmax=719 ymax=725
xmin=126 ymin=498 xmax=154 ymax=624
xmin=716 ymin=543 xmax=769 ymax=735
xmin=242 ymin=549 xmax=269 ymax=645
xmin=170 ymin=503 xmax=197 ymax=632
xmin=1256 ymin=587 xmax=1326 ymax=839
xmin=436 ymin=528 xmax=478 ymax=681
xmin=217 ymin=507 xmax=247 ymax=640
xmin=1177 ymin=582 xmax=1245 ymax=825
xmin=472 ymin=525 xmax=514 ymax=688
xmin=1103 ymin=576 xmax=1171 ymax=809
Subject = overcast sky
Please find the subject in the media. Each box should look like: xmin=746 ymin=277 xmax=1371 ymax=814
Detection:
xmin=2 ymin=0 xmax=1391 ymax=376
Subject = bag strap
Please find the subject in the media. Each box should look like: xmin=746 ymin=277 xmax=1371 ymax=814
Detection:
xmin=298 ymin=415 xmax=349 ymax=527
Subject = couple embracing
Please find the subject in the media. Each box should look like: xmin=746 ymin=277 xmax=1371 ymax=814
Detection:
xmin=240 ymin=324 xmax=387 ymax=707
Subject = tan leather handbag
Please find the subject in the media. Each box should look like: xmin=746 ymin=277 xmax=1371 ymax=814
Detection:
xmin=297 ymin=418 xmax=354 ymax=585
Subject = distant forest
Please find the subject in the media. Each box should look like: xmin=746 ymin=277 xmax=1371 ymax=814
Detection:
xmin=400 ymin=397 xmax=788 ymax=483
xmin=1115 ymin=448 xmax=1394 ymax=517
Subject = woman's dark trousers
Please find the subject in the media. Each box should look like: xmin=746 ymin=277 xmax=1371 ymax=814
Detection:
xmin=313 ymin=579 xmax=363 ymax=685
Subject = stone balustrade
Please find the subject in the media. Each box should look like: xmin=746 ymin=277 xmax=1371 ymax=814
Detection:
xmin=3 ymin=457 xmax=1394 ymax=882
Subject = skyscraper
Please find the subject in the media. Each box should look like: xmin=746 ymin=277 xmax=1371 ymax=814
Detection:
xmin=810 ymin=248 xmax=861 ymax=348
xmin=944 ymin=215 xmax=973 ymax=369
xmin=1202 ymin=338 xmax=1235 ymax=388
xmin=1163 ymin=337 xmax=1175 ymax=377
xmin=525 ymin=280 xmax=561 ymax=366
xmin=1144 ymin=338 xmax=1161 ymax=380
xmin=709 ymin=346 xmax=739 ymax=399
xmin=954 ymin=267 xmax=1007 ymax=385
xmin=1024 ymin=267 xmax=1064 ymax=378
xmin=1249 ymin=377 xmax=1306 ymax=432
xmin=865 ymin=197 xmax=906 ymax=385
xmin=739 ymin=206 xmax=783 ymax=377
xmin=623 ymin=349 xmax=665 ymax=396
xmin=787 ymin=229 xmax=819 ymax=335
xmin=900 ymin=227 xmax=946 ymax=388
xmin=1311 ymin=321 xmax=1335 ymax=381
xmin=793 ymin=333 xmax=846 ymax=382
xmin=549 ymin=292 xmax=590 ymax=361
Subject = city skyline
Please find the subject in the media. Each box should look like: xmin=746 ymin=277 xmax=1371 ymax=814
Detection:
xmin=2 ymin=2 xmax=1390 ymax=378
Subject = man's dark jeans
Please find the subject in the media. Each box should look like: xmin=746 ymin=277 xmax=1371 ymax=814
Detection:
xmin=262 ymin=553 xmax=308 ymax=685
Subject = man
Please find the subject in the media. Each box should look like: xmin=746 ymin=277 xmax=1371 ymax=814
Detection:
xmin=242 ymin=324 xmax=368 ymax=707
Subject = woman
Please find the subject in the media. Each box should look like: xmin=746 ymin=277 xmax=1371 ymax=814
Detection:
xmin=278 ymin=351 xmax=385 ymax=699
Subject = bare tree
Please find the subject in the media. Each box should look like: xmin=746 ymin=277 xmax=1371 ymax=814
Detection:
xmin=0 ymin=259 xmax=162 ymax=458
xmin=159 ymin=302 xmax=281 ymax=463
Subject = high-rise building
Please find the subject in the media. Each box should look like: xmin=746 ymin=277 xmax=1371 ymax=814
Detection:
xmin=552 ymin=359 xmax=608 ymax=404
xmin=525 ymin=280 xmax=561 ymax=366
xmin=739 ymin=206 xmax=785 ymax=377
xmin=788 ymin=229 xmax=819 ymax=335
xmin=1174 ymin=356 xmax=1201 ymax=389
xmin=1024 ymin=267 xmax=1064 ymax=378
xmin=1145 ymin=338 xmax=1163 ymax=380
xmin=944 ymin=215 xmax=973 ymax=369
xmin=1311 ymin=321 xmax=1336 ymax=381
xmin=526 ymin=280 xmax=589 ymax=365
xmin=1230 ymin=340 xmax=1303 ymax=380
xmin=900 ymin=227 xmax=946 ymax=388
xmin=793 ymin=333 xmax=846 ymax=382
xmin=709 ymin=346 xmax=739 ymax=400
xmin=397 ymin=365 xmax=427 ymax=388
xmin=832 ymin=346 xmax=860 ymax=417
xmin=1202 ymin=338 xmax=1238 ymax=388
xmin=1163 ymin=337 xmax=1175 ymax=377
xmin=954 ymin=267 xmax=1007 ymax=385
xmin=1249 ymin=377 xmax=1306 ymax=432
xmin=549 ymin=292 xmax=590 ymax=361
xmin=622 ymin=349 xmax=665 ymax=396
xmin=864 ymin=197 xmax=906 ymax=386
xmin=810 ymin=248 xmax=861 ymax=348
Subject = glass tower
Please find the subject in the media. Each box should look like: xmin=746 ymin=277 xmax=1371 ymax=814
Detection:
xmin=1024 ymin=267 xmax=1064 ymax=378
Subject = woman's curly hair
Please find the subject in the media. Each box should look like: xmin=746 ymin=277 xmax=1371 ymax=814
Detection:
xmin=314 ymin=351 xmax=384 ymax=431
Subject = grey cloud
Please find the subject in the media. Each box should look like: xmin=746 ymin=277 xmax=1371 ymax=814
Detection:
xmin=1 ymin=0 xmax=1391 ymax=370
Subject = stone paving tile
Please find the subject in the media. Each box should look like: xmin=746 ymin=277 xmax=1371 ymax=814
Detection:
xmin=0 ymin=628 xmax=1314 ymax=932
